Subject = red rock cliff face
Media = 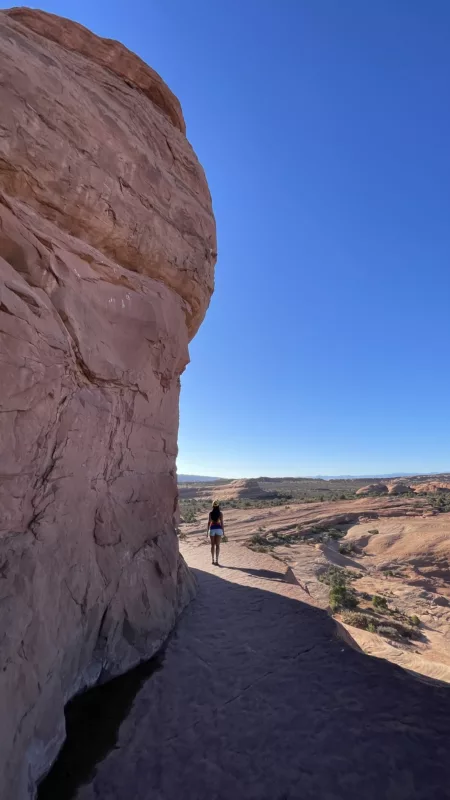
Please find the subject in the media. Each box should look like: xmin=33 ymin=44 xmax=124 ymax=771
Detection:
xmin=0 ymin=8 xmax=216 ymax=798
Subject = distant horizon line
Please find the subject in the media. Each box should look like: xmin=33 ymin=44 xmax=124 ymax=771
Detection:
xmin=177 ymin=470 xmax=449 ymax=482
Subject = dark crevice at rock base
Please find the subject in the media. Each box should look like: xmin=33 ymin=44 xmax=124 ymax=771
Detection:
xmin=37 ymin=652 xmax=165 ymax=800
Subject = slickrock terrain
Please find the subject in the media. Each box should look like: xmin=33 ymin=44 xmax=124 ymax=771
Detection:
xmin=181 ymin=493 xmax=450 ymax=684
xmin=0 ymin=8 xmax=215 ymax=798
xmin=356 ymin=482 xmax=389 ymax=496
xmin=75 ymin=541 xmax=450 ymax=800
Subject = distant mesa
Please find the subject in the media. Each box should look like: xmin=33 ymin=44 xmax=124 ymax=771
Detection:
xmin=214 ymin=478 xmax=279 ymax=501
xmin=356 ymin=483 xmax=389 ymax=497
xmin=179 ymin=478 xmax=279 ymax=502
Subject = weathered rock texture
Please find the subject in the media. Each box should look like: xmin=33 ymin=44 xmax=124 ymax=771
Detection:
xmin=413 ymin=481 xmax=450 ymax=494
xmin=0 ymin=8 xmax=216 ymax=799
xmin=388 ymin=481 xmax=412 ymax=495
xmin=355 ymin=483 xmax=389 ymax=497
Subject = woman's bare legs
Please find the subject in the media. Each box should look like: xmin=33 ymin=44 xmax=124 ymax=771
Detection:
xmin=209 ymin=535 xmax=221 ymax=564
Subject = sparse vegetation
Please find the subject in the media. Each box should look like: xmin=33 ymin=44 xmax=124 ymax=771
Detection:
xmin=329 ymin=584 xmax=358 ymax=612
xmin=381 ymin=567 xmax=403 ymax=578
xmin=427 ymin=493 xmax=450 ymax=513
xmin=342 ymin=611 xmax=372 ymax=630
xmin=377 ymin=625 xmax=399 ymax=639
xmin=182 ymin=508 xmax=198 ymax=523
xmin=339 ymin=541 xmax=356 ymax=555
xmin=249 ymin=534 xmax=267 ymax=548
xmin=372 ymin=594 xmax=388 ymax=610
xmin=318 ymin=566 xmax=360 ymax=586
xmin=410 ymin=615 xmax=421 ymax=627
xmin=319 ymin=566 xmax=359 ymax=612
xmin=341 ymin=609 xmax=418 ymax=641
xmin=368 ymin=529 xmax=379 ymax=535
xmin=299 ymin=526 xmax=347 ymax=544
xmin=247 ymin=530 xmax=299 ymax=552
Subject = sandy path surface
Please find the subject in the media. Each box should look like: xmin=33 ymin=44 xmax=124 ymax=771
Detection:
xmin=77 ymin=540 xmax=450 ymax=800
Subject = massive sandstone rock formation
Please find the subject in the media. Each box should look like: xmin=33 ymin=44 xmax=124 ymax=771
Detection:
xmin=0 ymin=8 xmax=216 ymax=798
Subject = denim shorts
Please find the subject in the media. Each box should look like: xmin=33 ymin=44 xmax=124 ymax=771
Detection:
xmin=210 ymin=526 xmax=223 ymax=536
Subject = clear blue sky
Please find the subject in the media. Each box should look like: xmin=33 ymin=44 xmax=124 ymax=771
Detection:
xmin=5 ymin=0 xmax=450 ymax=477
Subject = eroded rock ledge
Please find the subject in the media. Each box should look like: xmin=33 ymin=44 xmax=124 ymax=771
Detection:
xmin=0 ymin=7 xmax=216 ymax=799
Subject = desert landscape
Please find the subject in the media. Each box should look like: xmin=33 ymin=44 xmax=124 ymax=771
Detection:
xmin=2 ymin=5 xmax=450 ymax=800
xmin=179 ymin=475 xmax=450 ymax=684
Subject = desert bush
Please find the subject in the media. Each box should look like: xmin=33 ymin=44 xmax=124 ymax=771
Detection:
xmin=183 ymin=508 xmax=197 ymax=523
xmin=250 ymin=534 xmax=267 ymax=547
xmin=372 ymin=595 xmax=388 ymax=610
xmin=427 ymin=493 xmax=450 ymax=513
xmin=318 ymin=566 xmax=359 ymax=586
xmin=339 ymin=542 xmax=356 ymax=555
xmin=341 ymin=611 xmax=371 ymax=629
xmin=178 ymin=529 xmax=187 ymax=541
xmin=410 ymin=614 xmax=421 ymax=626
xmin=327 ymin=528 xmax=345 ymax=540
xmin=377 ymin=625 xmax=399 ymax=640
xmin=368 ymin=529 xmax=379 ymax=535
xmin=329 ymin=584 xmax=358 ymax=613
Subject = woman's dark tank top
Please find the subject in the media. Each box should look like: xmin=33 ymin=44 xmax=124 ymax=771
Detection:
xmin=211 ymin=507 xmax=221 ymax=523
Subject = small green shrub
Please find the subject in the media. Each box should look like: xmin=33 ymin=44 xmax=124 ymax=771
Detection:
xmin=377 ymin=625 xmax=399 ymax=640
xmin=329 ymin=584 xmax=358 ymax=613
xmin=341 ymin=611 xmax=370 ymax=629
xmin=410 ymin=614 xmax=421 ymax=627
xmin=368 ymin=529 xmax=379 ymax=535
xmin=183 ymin=509 xmax=197 ymax=523
xmin=319 ymin=566 xmax=360 ymax=587
xmin=339 ymin=542 xmax=356 ymax=555
xmin=250 ymin=534 xmax=267 ymax=547
xmin=372 ymin=595 xmax=388 ymax=610
xmin=328 ymin=528 xmax=345 ymax=540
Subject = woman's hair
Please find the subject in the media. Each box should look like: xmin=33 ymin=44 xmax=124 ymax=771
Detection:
xmin=211 ymin=501 xmax=221 ymax=522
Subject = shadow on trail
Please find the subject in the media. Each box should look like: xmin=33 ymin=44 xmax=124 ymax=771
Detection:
xmin=37 ymin=651 xmax=166 ymax=800
xmin=217 ymin=564 xmax=287 ymax=582
xmin=39 ymin=567 xmax=450 ymax=800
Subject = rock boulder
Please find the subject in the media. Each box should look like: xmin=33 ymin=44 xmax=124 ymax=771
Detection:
xmin=355 ymin=483 xmax=389 ymax=497
xmin=0 ymin=8 xmax=216 ymax=799
xmin=388 ymin=482 xmax=411 ymax=495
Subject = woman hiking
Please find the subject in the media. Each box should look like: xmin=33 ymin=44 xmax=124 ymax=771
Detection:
xmin=208 ymin=500 xmax=224 ymax=565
